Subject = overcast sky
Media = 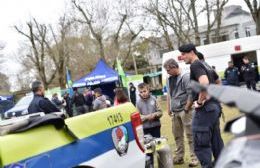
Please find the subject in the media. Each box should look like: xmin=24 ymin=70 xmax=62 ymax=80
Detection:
xmin=0 ymin=0 xmax=250 ymax=90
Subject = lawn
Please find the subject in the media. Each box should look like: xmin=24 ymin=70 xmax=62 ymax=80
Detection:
xmin=156 ymin=98 xmax=240 ymax=168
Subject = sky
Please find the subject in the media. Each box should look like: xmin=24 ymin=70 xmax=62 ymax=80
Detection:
xmin=0 ymin=0 xmax=250 ymax=90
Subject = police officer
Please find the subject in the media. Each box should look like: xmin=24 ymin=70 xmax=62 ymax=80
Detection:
xmin=28 ymin=81 xmax=60 ymax=114
xmin=241 ymin=56 xmax=257 ymax=90
xmin=224 ymin=61 xmax=240 ymax=86
xmin=179 ymin=44 xmax=224 ymax=168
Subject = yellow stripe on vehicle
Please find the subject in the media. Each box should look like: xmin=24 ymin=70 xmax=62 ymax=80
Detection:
xmin=0 ymin=103 xmax=137 ymax=166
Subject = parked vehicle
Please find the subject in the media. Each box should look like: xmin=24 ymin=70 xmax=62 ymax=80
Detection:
xmin=0 ymin=103 xmax=146 ymax=168
xmin=4 ymin=95 xmax=33 ymax=119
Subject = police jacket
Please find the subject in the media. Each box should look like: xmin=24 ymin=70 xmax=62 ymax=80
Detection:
xmin=224 ymin=67 xmax=239 ymax=85
xmin=241 ymin=63 xmax=256 ymax=81
xmin=71 ymin=92 xmax=85 ymax=107
xmin=28 ymin=94 xmax=60 ymax=114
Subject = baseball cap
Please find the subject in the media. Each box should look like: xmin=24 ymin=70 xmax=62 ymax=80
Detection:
xmin=178 ymin=43 xmax=196 ymax=53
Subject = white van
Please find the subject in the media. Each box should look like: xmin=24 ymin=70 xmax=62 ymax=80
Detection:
xmin=162 ymin=36 xmax=260 ymax=86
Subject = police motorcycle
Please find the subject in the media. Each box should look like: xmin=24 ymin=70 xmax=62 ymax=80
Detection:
xmin=0 ymin=103 xmax=146 ymax=168
xmin=191 ymin=82 xmax=260 ymax=168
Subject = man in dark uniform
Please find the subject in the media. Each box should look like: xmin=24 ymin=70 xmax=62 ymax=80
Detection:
xmin=71 ymin=88 xmax=86 ymax=115
xmin=63 ymin=92 xmax=73 ymax=117
xmin=224 ymin=61 xmax=240 ymax=86
xmin=129 ymin=82 xmax=136 ymax=106
xmin=28 ymin=81 xmax=60 ymax=114
xmin=179 ymin=44 xmax=224 ymax=168
xmin=241 ymin=56 xmax=257 ymax=90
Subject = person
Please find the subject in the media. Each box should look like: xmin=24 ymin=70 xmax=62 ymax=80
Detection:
xmin=92 ymin=88 xmax=107 ymax=111
xmin=180 ymin=43 xmax=224 ymax=168
xmin=114 ymin=87 xmax=129 ymax=106
xmin=136 ymin=82 xmax=162 ymax=167
xmin=163 ymin=59 xmax=198 ymax=167
xmin=63 ymin=92 xmax=73 ymax=117
xmin=83 ymin=88 xmax=94 ymax=112
xmin=51 ymin=93 xmax=64 ymax=110
xmin=196 ymin=51 xmax=221 ymax=85
xmin=129 ymin=82 xmax=136 ymax=106
xmin=241 ymin=56 xmax=257 ymax=90
xmin=71 ymin=88 xmax=87 ymax=115
xmin=224 ymin=61 xmax=240 ymax=86
xmin=28 ymin=81 xmax=60 ymax=114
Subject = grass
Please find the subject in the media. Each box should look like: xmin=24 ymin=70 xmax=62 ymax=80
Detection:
xmin=156 ymin=99 xmax=240 ymax=168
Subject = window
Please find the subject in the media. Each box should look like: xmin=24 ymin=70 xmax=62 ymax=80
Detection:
xmin=203 ymin=38 xmax=209 ymax=45
xmin=234 ymin=30 xmax=239 ymax=39
xmin=245 ymin=27 xmax=251 ymax=37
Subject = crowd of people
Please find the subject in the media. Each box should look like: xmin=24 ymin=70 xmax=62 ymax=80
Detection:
xmin=27 ymin=81 xmax=134 ymax=117
xmin=26 ymin=43 xmax=258 ymax=168
xmin=224 ymin=56 xmax=257 ymax=90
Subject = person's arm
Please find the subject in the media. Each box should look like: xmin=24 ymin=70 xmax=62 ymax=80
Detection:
xmin=151 ymin=98 xmax=163 ymax=120
xmin=136 ymin=102 xmax=152 ymax=122
xmin=183 ymin=74 xmax=193 ymax=112
xmin=39 ymin=99 xmax=60 ymax=113
xmin=92 ymin=100 xmax=99 ymax=110
xmin=166 ymin=79 xmax=171 ymax=116
xmin=224 ymin=69 xmax=227 ymax=79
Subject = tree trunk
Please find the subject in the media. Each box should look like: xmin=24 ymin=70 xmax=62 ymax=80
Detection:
xmin=191 ymin=0 xmax=200 ymax=45
xmin=98 ymin=39 xmax=105 ymax=60
xmin=256 ymin=11 xmax=260 ymax=35
xmin=132 ymin=54 xmax=138 ymax=75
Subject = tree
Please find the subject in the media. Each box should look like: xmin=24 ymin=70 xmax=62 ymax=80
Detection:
xmin=204 ymin=0 xmax=229 ymax=43
xmin=0 ymin=72 xmax=10 ymax=92
xmin=244 ymin=0 xmax=260 ymax=35
xmin=45 ymin=15 xmax=73 ymax=88
xmin=72 ymin=0 xmax=108 ymax=61
xmin=14 ymin=19 xmax=57 ymax=89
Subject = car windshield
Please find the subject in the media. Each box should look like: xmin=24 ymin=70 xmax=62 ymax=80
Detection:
xmin=15 ymin=96 xmax=33 ymax=107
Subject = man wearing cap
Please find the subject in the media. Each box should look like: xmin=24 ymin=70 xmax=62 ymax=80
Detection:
xmin=164 ymin=58 xmax=198 ymax=167
xmin=179 ymin=44 xmax=224 ymax=168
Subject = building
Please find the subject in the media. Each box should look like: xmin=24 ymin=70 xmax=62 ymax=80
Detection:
xmin=146 ymin=5 xmax=256 ymax=73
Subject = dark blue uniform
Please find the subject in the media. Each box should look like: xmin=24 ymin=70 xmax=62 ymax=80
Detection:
xmin=224 ymin=67 xmax=239 ymax=86
xmin=241 ymin=63 xmax=256 ymax=90
xmin=190 ymin=60 xmax=224 ymax=168
xmin=28 ymin=94 xmax=60 ymax=114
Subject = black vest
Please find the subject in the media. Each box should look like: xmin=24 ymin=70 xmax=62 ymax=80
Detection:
xmin=28 ymin=95 xmax=45 ymax=114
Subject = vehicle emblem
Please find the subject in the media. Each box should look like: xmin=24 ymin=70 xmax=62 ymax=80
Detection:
xmin=112 ymin=126 xmax=129 ymax=156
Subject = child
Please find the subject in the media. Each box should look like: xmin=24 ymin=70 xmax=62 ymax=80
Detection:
xmin=136 ymin=83 xmax=162 ymax=138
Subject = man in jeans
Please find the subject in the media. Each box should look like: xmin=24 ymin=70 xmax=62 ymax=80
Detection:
xmin=164 ymin=58 xmax=198 ymax=167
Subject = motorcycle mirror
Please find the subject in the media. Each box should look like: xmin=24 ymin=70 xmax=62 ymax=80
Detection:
xmin=230 ymin=116 xmax=246 ymax=135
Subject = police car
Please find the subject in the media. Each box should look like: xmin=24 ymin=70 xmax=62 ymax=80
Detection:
xmin=0 ymin=103 xmax=146 ymax=168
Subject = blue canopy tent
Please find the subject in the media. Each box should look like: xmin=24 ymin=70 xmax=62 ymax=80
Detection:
xmin=72 ymin=59 xmax=119 ymax=100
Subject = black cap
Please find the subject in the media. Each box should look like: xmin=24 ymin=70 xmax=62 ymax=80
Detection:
xmin=178 ymin=43 xmax=196 ymax=53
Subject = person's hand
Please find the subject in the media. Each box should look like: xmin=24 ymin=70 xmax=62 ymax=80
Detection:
xmin=167 ymin=110 xmax=172 ymax=116
xmin=148 ymin=114 xmax=155 ymax=121
xmin=194 ymin=100 xmax=204 ymax=109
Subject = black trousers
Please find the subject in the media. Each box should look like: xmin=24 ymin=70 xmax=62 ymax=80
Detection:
xmin=246 ymin=80 xmax=256 ymax=90
xmin=192 ymin=101 xmax=224 ymax=168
